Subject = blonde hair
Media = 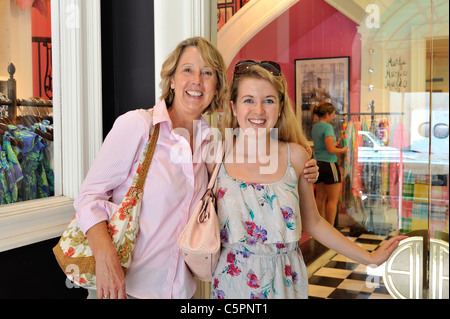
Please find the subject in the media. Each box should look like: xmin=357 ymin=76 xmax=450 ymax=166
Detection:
xmin=221 ymin=64 xmax=311 ymax=152
xmin=159 ymin=37 xmax=228 ymax=113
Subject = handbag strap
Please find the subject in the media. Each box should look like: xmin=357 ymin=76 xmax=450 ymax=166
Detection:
xmin=197 ymin=142 xmax=224 ymax=223
xmin=207 ymin=141 xmax=224 ymax=192
xmin=134 ymin=123 xmax=160 ymax=190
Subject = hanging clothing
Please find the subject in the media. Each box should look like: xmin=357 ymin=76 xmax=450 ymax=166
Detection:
xmin=0 ymin=147 xmax=10 ymax=205
xmin=378 ymin=120 xmax=389 ymax=146
xmin=341 ymin=121 xmax=363 ymax=207
xmin=1 ymin=132 xmax=23 ymax=204
xmin=0 ymin=123 xmax=54 ymax=205
xmin=389 ymin=122 xmax=408 ymax=208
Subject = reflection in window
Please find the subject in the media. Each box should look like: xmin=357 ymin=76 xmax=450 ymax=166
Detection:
xmin=0 ymin=1 xmax=54 ymax=205
xmin=418 ymin=122 xmax=430 ymax=137
xmin=362 ymin=134 xmax=373 ymax=147
xmin=217 ymin=0 xmax=251 ymax=31
xmin=433 ymin=123 xmax=449 ymax=139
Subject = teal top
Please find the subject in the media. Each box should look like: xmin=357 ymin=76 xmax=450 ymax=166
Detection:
xmin=311 ymin=121 xmax=337 ymax=162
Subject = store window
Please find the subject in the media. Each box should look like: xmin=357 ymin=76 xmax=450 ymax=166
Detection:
xmin=1 ymin=0 xmax=54 ymax=206
xmin=217 ymin=0 xmax=448 ymax=299
xmin=0 ymin=0 xmax=102 ymax=253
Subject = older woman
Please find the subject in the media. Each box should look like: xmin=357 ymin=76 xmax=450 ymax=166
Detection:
xmin=74 ymin=38 xmax=319 ymax=299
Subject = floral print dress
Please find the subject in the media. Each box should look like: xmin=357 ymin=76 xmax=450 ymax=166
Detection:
xmin=211 ymin=144 xmax=308 ymax=299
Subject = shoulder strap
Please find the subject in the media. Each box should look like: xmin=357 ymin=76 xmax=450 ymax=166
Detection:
xmin=208 ymin=141 xmax=224 ymax=192
xmin=134 ymin=123 xmax=160 ymax=190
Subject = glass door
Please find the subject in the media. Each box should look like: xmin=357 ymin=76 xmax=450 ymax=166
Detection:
xmin=216 ymin=0 xmax=449 ymax=299
xmin=381 ymin=0 xmax=449 ymax=299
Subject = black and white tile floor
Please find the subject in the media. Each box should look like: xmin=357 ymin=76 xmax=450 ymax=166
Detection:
xmin=306 ymin=228 xmax=394 ymax=299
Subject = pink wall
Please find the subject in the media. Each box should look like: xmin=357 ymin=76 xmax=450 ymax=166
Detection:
xmin=31 ymin=4 xmax=52 ymax=99
xmin=228 ymin=0 xmax=361 ymax=113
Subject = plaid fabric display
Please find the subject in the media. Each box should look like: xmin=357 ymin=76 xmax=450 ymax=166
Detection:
xmin=400 ymin=217 xmax=412 ymax=233
xmin=413 ymin=184 xmax=429 ymax=203
xmin=403 ymin=171 xmax=416 ymax=185
xmin=412 ymin=202 xmax=428 ymax=219
xmin=402 ymin=183 xmax=414 ymax=200
xmin=412 ymin=218 xmax=428 ymax=230
xmin=398 ymin=169 xmax=449 ymax=233
xmin=431 ymin=203 xmax=448 ymax=222
xmin=431 ymin=185 xmax=448 ymax=201
xmin=415 ymin=174 xmax=429 ymax=185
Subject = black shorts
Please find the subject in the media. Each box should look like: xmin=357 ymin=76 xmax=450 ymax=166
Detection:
xmin=315 ymin=161 xmax=341 ymax=184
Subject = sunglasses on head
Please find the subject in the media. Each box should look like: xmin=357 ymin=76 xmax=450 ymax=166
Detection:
xmin=233 ymin=60 xmax=282 ymax=77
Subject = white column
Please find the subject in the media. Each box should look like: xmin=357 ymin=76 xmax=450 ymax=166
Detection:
xmin=52 ymin=0 xmax=103 ymax=198
xmin=153 ymin=0 xmax=212 ymax=103
xmin=153 ymin=1 xmax=213 ymax=298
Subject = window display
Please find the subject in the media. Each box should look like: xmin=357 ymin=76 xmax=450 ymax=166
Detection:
xmin=0 ymin=0 xmax=102 ymax=254
xmin=0 ymin=0 xmax=54 ymax=206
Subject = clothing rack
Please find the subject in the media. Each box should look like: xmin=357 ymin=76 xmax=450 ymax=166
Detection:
xmin=340 ymin=100 xmax=403 ymax=122
xmin=0 ymin=63 xmax=55 ymax=206
xmin=339 ymin=104 xmax=405 ymax=234
xmin=1 ymin=63 xmax=53 ymax=140
xmin=1 ymin=63 xmax=53 ymax=122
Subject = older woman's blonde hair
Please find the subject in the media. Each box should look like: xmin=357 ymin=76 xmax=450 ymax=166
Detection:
xmin=159 ymin=37 xmax=228 ymax=114
xmin=221 ymin=64 xmax=311 ymax=153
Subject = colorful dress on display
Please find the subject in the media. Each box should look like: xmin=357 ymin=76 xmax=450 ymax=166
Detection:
xmin=1 ymin=132 xmax=23 ymax=204
xmin=211 ymin=144 xmax=308 ymax=299
xmin=0 ymin=125 xmax=54 ymax=204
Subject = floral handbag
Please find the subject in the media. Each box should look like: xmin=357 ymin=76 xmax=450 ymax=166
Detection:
xmin=53 ymin=122 xmax=160 ymax=289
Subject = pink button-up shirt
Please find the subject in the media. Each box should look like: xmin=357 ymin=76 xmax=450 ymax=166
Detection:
xmin=74 ymin=100 xmax=210 ymax=298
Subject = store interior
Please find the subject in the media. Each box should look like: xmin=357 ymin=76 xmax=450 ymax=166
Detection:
xmin=0 ymin=0 xmax=448 ymax=299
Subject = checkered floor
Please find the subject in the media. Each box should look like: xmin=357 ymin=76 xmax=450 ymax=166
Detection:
xmin=306 ymin=228 xmax=395 ymax=299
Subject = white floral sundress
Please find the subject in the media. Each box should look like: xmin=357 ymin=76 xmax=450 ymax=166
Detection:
xmin=211 ymin=144 xmax=308 ymax=299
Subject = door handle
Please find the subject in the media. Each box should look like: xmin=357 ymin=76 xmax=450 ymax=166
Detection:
xmin=383 ymin=230 xmax=449 ymax=299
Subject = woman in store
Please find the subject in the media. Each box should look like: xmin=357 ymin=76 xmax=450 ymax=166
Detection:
xmin=311 ymin=102 xmax=347 ymax=226
xmin=73 ymin=38 xmax=319 ymax=299
xmin=210 ymin=61 xmax=406 ymax=299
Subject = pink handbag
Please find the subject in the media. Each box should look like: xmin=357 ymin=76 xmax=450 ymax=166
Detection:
xmin=178 ymin=144 xmax=223 ymax=282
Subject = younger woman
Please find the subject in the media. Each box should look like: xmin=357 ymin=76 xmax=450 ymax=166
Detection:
xmin=211 ymin=61 xmax=406 ymax=299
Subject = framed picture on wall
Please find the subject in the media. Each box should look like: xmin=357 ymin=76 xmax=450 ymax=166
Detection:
xmin=295 ymin=56 xmax=350 ymax=140
xmin=295 ymin=56 xmax=350 ymax=113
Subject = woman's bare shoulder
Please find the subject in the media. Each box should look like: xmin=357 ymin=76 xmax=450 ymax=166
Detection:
xmin=288 ymin=142 xmax=310 ymax=176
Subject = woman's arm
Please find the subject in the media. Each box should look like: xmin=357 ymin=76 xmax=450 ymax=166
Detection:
xmin=75 ymin=110 xmax=152 ymax=232
xmin=75 ymin=110 xmax=152 ymax=299
xmin=324 ymin=136 xmax=347 ymax=155
xmin=290 ymin=143 xmax=406 ymax=266
xmin=86 ymin=222 xmax=127 ymax=299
